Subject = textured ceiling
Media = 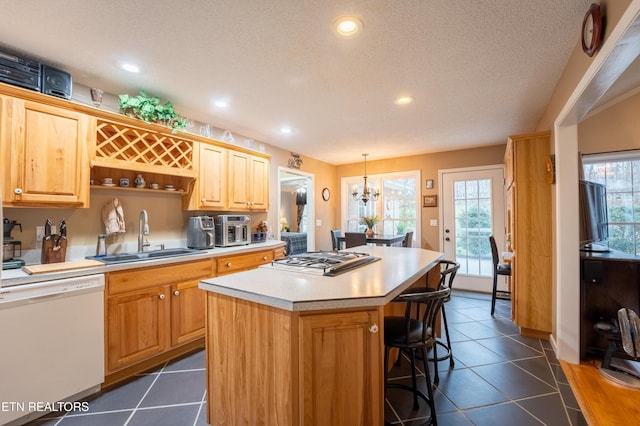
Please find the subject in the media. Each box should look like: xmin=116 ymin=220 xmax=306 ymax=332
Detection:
xmin=0 ymin=0 xmax=595 ymax=164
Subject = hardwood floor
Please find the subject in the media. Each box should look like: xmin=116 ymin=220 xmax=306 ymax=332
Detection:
xmin=561 ymin=359 xmax=640 ymax=425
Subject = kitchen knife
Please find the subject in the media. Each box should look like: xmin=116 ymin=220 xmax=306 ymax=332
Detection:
xmin=59 ymin=219 xmax=67 ymax=238
xmin=44 ymin=219 xmax=52 ymax=240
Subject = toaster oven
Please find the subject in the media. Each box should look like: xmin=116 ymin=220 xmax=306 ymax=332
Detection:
xmin=214 ymin=215 xmax=250 ymax=247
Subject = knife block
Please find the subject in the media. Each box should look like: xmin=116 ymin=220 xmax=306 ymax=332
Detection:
xmin=41 ymin=238 xmax=67 ymax=264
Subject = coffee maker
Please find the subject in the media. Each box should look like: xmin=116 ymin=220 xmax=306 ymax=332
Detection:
xmin=187 ymin=216 xmax=215 ymax=249
xmin=3 ymin=218 xmax=24 ymax=270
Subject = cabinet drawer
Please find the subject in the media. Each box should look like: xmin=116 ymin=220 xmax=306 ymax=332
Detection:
xmin=108 ymin=259 xmax=214 ymax=295
xmin=216 ymin=250 xmax=274 ymax=275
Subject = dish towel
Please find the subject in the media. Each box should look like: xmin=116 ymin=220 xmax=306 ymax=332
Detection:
xmin=102 ymin=198 xmax=126 ymax=235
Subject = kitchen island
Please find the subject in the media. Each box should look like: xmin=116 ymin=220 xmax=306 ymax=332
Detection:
xmin=198 ymin=245 xmax=443 ymax=426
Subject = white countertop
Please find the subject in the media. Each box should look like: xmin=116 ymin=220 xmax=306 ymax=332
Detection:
xmin=198 ymin=246 xmax=443 ymax=311
xmin=0 ymin=240 xmax=284 ymax=287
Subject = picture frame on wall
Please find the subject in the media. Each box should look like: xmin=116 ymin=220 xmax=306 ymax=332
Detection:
xmin=423 ymin=195 xmax=437 ymax=207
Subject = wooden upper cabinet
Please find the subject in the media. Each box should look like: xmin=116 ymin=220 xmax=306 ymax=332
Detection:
xmin=1 ymin=96 xmax=95 ymax=207
xmin=228 ymin=151 xmax=269 ymax=211
xmin=185 ymin=143 xmax=228 ymax=210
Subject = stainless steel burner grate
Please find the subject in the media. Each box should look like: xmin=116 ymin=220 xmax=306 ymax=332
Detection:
xmin=270 ymin=251 xmax=379 ymax=276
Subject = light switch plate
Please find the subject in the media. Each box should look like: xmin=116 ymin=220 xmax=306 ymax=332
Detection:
xmin=316 ymin=219 xmax=322 ymax=227
xmin=430 ymin=219 xmax=438 ymax=227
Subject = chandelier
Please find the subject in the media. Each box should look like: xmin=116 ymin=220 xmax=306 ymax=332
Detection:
xmin=352 ymin=154 xmax=380 ymax=204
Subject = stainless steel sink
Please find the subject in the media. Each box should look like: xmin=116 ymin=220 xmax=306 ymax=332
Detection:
xmin=87 ymin=247 xmax=202 ymax=264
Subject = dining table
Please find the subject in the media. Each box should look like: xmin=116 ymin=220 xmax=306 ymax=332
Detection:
xmin=336 ymin=233 xmax=406 ymax=249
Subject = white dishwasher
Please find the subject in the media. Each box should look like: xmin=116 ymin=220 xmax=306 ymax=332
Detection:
xmin=0 ymin=274 xmax=104 ymax=426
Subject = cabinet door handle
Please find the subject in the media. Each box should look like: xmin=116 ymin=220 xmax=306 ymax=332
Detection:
xmin=369 ymin=323 xmax=379 ymax=333
xmin=263 ymin=256 xmax=268 ymax=261
xmin=173 ymin=290 xmax=180 ymax=296
xmin=159 ymin=294 xmax=165 ymax=300
xmin=201 ymin=198 xmax=206 ymax=203
xmin=14 ymin=188 xmax=23 ymax=195
xmin=226 ymin=262 xmax=232 ymax=267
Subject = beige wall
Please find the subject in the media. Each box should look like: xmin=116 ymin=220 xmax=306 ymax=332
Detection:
xmin=335 ymin=144 xmax=506 ymax=251
xmin=536 ymin=0 xmax=633 ymax=133
xmin=579 ymin=91 xmax=640 ymax=153
xmin=533 ymin=0 xmax=635 ymax=348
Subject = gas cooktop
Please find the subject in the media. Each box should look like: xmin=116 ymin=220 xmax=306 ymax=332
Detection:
xmin=269 ymin=251 xmax=380 ymax=276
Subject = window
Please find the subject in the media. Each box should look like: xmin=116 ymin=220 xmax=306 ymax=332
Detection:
xmin=341 ymin=171 xmax=420 ymax=245
xmin=454 ymin=178 xmax=493 ymax=276
xmin=583 ymin=151 xmax=640 ymax=255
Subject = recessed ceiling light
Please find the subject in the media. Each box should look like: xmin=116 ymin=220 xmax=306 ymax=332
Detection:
xmin=394 ymin=96 xmax=414 ymax=105
xmin=214 ymin=100 xmax=228 ymax=108
xmin=280 ymin=126 xmax=292 ymax=134
xmin=334 ymin=16 xmax=363 ymax=38
xmin=121 ymin=63 xmax=140 ymax=73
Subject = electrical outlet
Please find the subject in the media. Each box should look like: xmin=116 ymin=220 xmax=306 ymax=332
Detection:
xmin=35 ymin=225 xmax=57 ymax=248
xmin=36 ymin=226 xmax=45 ymax=242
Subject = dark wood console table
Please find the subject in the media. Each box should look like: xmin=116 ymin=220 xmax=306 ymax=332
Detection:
xmin=580 ymin=250 xmax=640 ymax=359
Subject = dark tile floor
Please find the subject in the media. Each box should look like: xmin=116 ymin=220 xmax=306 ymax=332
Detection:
xmin=27 ymin=291 xmax=586 ymax=426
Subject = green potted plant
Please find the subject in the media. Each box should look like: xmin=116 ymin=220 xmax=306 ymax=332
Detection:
xmin=118 ymin=91 xmax=187 ymax=133
xmin=360 ymin=215 xmax=380 ymax=237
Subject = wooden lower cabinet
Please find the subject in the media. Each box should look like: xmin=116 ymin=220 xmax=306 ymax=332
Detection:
xmin=171 ymin=280 xmax=207 ymax=346
xmin=105 ymin=259 xmax=213 ymax=382
xmin=205 ymin=292 xmax=383 ymax=426
xmin=106 ymin=286 xmax=169 ymax=372
xmin=216 ymin=247 xmax=279 ymax=275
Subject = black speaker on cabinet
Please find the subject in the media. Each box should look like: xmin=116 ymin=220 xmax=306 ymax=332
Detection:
xmin=40 ymin=64 xmax=72 ymax=99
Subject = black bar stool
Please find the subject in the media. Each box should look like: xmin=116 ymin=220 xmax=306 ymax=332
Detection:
xmin=384 ymin=287 xmax=450 ymax=425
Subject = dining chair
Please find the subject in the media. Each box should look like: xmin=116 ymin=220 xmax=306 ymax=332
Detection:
xmin=489 ymin=235 xmax=511 ymax=315
xmin=384 ymin=287 xmax=450 ymax=424
xmin=330 ymin=229 xmax=342 ymax=251
xmin=344 ymin=232 xmax=367 ymax=249
xmin=402 ymin=231 xmax=414 ymax=247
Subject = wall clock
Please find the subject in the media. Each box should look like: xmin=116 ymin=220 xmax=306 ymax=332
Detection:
xmin=582 ymin=3 xmax=603 ymax=57
xmin=322 ymin=188 xmax=330 ymax=201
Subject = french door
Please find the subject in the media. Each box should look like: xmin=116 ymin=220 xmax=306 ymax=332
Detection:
xmin=440 ymin=166 xmax=505 ymax=292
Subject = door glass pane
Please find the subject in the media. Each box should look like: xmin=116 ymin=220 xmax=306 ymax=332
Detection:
xmin=454 ymin=179 xmax=493 ymax=276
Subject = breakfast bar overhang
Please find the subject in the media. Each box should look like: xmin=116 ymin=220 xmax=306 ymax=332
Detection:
xmin=198 ymin=246 xmax=443 ymax=426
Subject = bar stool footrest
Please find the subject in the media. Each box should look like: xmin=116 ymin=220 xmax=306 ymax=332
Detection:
xmin=427 ymin=339 xmax=453 ymax=363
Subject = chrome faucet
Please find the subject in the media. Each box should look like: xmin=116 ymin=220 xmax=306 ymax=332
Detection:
xmin=138 ymin=210 xmax=150 ymax=252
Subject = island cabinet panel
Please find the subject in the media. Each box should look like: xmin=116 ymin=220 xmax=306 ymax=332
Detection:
xmin=206 ymin=293 xmax=295 ymax=426
xmin=299 ymin=309 xmax=383 ymax=426
xmin=1 ymin=96 xmax=95 ymax=207
xmin=205 ymin=293 xmax=384 ymax=426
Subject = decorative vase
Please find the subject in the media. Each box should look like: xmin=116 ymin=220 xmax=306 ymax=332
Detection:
xmin=366 ymin=228 xmax=374 ymax=237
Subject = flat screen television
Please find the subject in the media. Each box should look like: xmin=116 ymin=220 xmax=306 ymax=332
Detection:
xmin=579 ymin=180 xmax=609 ymax=251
